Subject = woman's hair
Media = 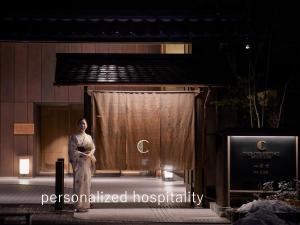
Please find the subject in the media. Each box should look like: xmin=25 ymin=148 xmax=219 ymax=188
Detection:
xmin=77 ymin=117 xmax=88 ymax=125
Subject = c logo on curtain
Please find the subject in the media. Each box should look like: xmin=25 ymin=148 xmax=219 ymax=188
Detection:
xmin=137 ymin=140 xmax=150 ymax=154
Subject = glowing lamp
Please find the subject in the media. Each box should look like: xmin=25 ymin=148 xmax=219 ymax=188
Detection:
xmin=164 ymin=170 xmax=173 ymax=179
xmin=163 ymin=165 xmax=174 ymax=180
xmin=18 ymin=156 xmax=32 ymax=177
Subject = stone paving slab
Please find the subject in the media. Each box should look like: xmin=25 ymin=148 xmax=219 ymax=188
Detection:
xmin=0 ymin=177 xmax=185 ymax=205
xmin=0 ymin=205 xmax=231 ymax=225
xmin=74 ymin=208 xmax=231 ymax=224
xmin=0 ymin=177 xmax=231 ymax=224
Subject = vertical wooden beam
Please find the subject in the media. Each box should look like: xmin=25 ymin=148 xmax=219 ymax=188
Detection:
xmin=68 ymin=44 xmax=83 ymax=103
xmin=0 ymin=44 xmax=2 ymax=174
xmin=28 ymin=44 xmax=42 ymax=103
xmin=14 ymin=43 xmax=27 ymax=102
xmin=33 ymin=104 xmax=41 ymax=176
xmin=0 ymin=43 xmax=15 ymax=176
xmin=27 ymin=102 xmax=34 ymax=175
xmin=55 ymin=43 xmax=69 ymax=102
xmin=14 ymin=103 xmax=28 ymax=176
xmin=84 ymin=86 xmax=91 ymax=134
xmin=0 ymin=103 xmax=14 ymax=176
xmin=194 ymin=92 xmax=204 ymax=203
xmin=1 ymin=43 xmax=14 ymax=102
xmin=41 ymin=43 xmax=56 ymax=102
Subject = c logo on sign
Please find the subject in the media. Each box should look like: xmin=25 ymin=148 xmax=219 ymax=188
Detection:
xmin=137 ymin=140 xmax=150 ymax=154
xmin=256 ymin=140 xmax=267 ymax=151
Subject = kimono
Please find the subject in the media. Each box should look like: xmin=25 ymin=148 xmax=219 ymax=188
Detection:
xmin=68 ymin=132 xmax=96 ymax=210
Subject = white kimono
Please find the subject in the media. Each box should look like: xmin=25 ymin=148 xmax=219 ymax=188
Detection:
xmin=68 ymin=132 xmax=96 ymax=210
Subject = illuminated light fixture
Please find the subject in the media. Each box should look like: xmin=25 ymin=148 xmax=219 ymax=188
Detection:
xmin=18 ymin=156 xmax=32 ymax=178
xmin=20 ymin=159 xmax=29 ymax=175
xmin=164 ymin=170 xmax=173 ymax=179
xmin=163 ymin=165 xmax=174 ymax=180
xmin=244 ymin=36 xmax=251 ymax=50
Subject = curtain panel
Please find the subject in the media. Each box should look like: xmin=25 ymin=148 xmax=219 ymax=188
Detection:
xmin=92 ymin=92 xmax=195 ymax=170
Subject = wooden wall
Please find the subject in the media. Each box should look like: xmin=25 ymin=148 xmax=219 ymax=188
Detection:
xmin=40 ymin=105 xmax=84 ymax=173
xmin=0 ymin=43 xmax=161 ymax=176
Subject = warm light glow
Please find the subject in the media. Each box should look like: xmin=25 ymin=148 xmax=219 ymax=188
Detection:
xmin=164 ymin=170 xmax=173 ymax=179
xmin=164 ymin=165 xmax=173 ymax=171
xmin=163 ymin=165 xmax=174 ymax=179
xmin=162 ymin=43 xmax=187 ymax=54
xmin=19 ymin=159 xmax=30 ymax=175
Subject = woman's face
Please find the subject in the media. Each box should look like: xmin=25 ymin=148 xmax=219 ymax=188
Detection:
xmin=78 ymin=120 xmax=88 ymax=132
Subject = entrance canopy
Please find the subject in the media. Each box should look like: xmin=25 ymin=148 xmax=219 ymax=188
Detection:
xmin=54 ymin=53 xmax=232 ymax=86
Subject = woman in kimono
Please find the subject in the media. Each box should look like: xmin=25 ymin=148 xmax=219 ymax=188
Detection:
xmin=68 ymin=118 xmax=96 ymax=212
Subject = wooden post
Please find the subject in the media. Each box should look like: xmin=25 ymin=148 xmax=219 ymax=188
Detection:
xmin=194 ymin=92 xmax=204 ymax=206
xmin=84 ymin=86 xmax=92 ymax=134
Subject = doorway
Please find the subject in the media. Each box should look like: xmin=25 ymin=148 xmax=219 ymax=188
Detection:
xmin=92 ymin=91 xmax=196 ymax=172
xmin=39 ymin=104 xmax=83 ymax=174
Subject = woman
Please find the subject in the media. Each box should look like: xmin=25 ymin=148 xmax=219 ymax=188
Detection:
xmin=68 ymin=118 xmax=96 ymax=212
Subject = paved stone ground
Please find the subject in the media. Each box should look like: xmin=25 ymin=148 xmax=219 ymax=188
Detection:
xmin=0 ymin=177 xmax=231 ymax=224
xmin=0 ymin=204 xmax=231 ymax=225
xmin=74 ymin=208 xmax=230 ymax=224
xmin=0 ymin=203 xmax=231 ymax=225
xmin=0 ymin=176 xmax=186 ymax=204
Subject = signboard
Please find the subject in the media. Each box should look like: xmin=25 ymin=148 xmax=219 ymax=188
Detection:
xmin=228 ymin=136 xmax=298 ymax=203
xmin=14 ymin=123 xmax=35 ymax=135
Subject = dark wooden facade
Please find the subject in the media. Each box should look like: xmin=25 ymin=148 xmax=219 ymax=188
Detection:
xmin=0 ymin=43 xmax=161 ymax=176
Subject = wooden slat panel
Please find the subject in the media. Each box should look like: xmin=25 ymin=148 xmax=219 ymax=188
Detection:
xmin=27 ymin=102 xmax=34 ymax=123
xmin=42 ymin=44 xmax=56 ymax=102
xmin=95 ymin=43 xmax=110 ymax=53
xmin=40 ymin=106 xmax=69 ymax=172
xmin=147 ymin=44 xmax=162 ymax=53
xmin=27 ymin=102 xmax=34 ymax=156
xmin=55 ymin=43 xmax=69 ymax=53
xmin=27 ymin=135 xmax=34 ymax=164
xmin=82 ymin=43 xmax=96 ymax=53
xmin=28 ymin=44 xmax=42 ymax=102
xmin=1 ymin=44 xmax=14 ymax=102
xmin=121 ymin=44 xmax=138 ymax=53
xmin=135 ymin=44 xmax=162 ymax=53
xmin=14 ymin=44 xmax=27 ymax=102
xmin=0 ymin=103 xmax=14 ymax=176
xmin=14 ymin=103 xmax=28 ymax=175
xmin=108 ymin=43 xmax=123 ymax=53
xmin=69 ymin=104 xmax=84 ymax=134
xmin=69 ymin=43 xmax=82 ymax=53
xmin=134 ymin=44 xmax=148 ymax=53
xmin=0 ymin=44 xmax=1 ymax=171
xmin=68 ymin=44 xmax=83 ymax=103
xmin=54 ymin=44 xmax=69 ymax=102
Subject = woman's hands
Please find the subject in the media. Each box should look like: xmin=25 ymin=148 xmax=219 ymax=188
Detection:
xmin=83 ymin=154 xmax=92 ymax=160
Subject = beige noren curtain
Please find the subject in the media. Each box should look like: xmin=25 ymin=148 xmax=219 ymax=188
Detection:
xmin=93 ymin=92 xmax=127 ymax=170
xmin=93 ymin=92 xmax=195 ymax=170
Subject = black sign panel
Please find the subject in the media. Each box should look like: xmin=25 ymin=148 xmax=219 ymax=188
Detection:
xmin=230 ymin=136 xmax=297 ymax=190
